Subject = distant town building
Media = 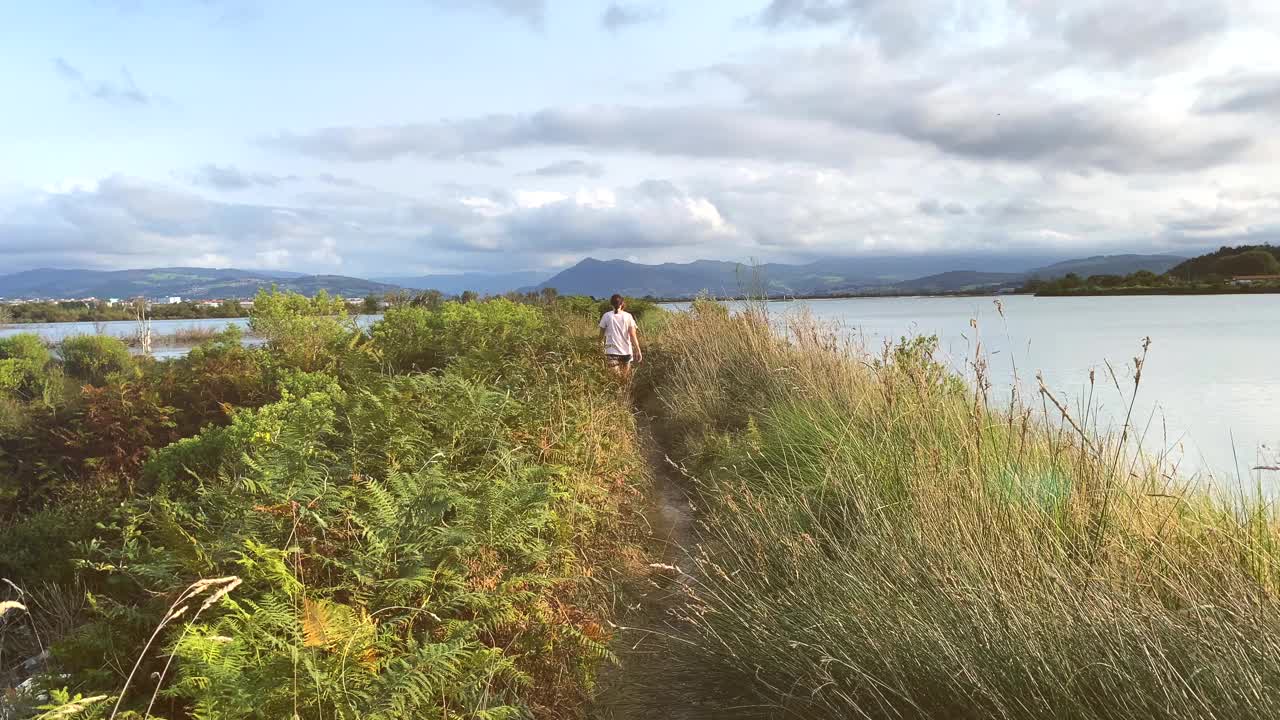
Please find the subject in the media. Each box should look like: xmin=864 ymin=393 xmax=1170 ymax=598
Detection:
xmin=1230 ymin=275 xmax=1280 ymax=285
xmin=167 ymin=296 xmax=182 ymax=304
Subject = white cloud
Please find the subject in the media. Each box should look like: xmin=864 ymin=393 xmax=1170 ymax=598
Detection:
xmin=308 ymin=237 xmax=343 ymax=265
xmin=515 ymin=190 xmax=567 ymax=209
xmin=8 ymin=1 xmax=1280 ymax=272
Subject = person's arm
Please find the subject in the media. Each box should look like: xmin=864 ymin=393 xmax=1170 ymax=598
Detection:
xmin=628 ymin=318 xmax=642 ymax=362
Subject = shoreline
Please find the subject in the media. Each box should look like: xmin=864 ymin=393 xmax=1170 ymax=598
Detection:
xmin=654 ymin=285 xmax=1280 ymax=302
xmin=1033 ymin=285 xmax=1280 ymax=297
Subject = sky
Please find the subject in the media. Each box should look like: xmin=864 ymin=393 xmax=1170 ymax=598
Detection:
xmin=2 ymin=0 xmax=1279 ymax=277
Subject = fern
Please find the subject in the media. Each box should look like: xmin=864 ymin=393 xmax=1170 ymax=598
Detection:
xmin=16 ymin=296 xmax=641 ymax=719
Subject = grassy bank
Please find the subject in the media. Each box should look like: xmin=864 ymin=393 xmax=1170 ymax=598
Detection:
xmin=1 ymin=291 xmax=649 ymax=719
xmin=635 ymin=299 xmax=1280 ymax=719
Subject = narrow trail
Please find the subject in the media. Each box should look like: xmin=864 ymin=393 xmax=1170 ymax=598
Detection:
xmin=634 ymin=412 xmax=695 ymax=579
xmin=590 ymin=410 xmax=702 ymax=719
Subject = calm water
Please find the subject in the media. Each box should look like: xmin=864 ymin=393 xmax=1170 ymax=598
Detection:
xmin=0 ymin=317 xmax=253 ymax=342
xmin=673 ymin=295 xmax=1280 ymax=483
xmin=0 ymin=316 xmax=380 ymax=359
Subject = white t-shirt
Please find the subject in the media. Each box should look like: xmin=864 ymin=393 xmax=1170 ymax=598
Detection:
xmin=599 ymin=309 xmax=637 ymax=356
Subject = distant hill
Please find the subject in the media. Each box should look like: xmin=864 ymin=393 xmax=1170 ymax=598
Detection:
xmin=533 ymin=258 xmax=748 ymax=298
xmin=1027 ymin=254 xmax=1186 ymax=280
xmin=534 ymin=254 xmax=1064 ymax=298
xmin=887 ymin=271 xmax=1026 ymax=293
xmin=0 ymin=267 xmax=400 ymax=300
xmin=534 ymin=253 xmax=1186 ymax=298
xmin=1166 ymin=245 xmax=1280 ymax=280
xmin=376 ymin=271 xmax=551 ymax=295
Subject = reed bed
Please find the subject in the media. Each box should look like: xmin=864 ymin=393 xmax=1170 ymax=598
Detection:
xmin=637 ymin=298 xmax=1280 ymax=720
xmin=124 ymin=325 xmax=242 ymax=348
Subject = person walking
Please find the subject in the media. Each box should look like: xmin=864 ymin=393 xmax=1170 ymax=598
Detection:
xmin=599 ymin=294 xmax=642 ymax=380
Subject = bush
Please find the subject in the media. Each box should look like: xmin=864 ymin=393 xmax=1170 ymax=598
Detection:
xmin=151 ymin=327 xmax=279 ymax=436
xmin=58 ymin=362 xmax=637 ymax=718
xmin=249 ymin=289 xmax=353 ymax=372
xmin=371 ymin=298 xmax=552 ymax=376
xmin=0 ymin=332 xmax=52 ymax=399
xmin=554 ymin=295 xmax=601 ymax=318
xmin=59 ymin=334 xmax=133 ymax=385
xmin=594 ymin=296 xmax=660 ymax=319
xmin=369 ymin=304 xmax=440 ymax=372
xmin=15 ymin=297 xmax=644 ymax=719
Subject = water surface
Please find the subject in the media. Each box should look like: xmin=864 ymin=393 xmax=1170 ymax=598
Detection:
xmin=0 ymin=317 xmax=253 ymax=343
xmin=0 ymin=315 xmax=381 ymax=358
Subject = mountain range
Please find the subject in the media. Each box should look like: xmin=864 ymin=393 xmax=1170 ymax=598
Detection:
xmin=530 ymin=253 xmax=1188 ymax=298
xmin=0 ymin=254 xmax=1188 ymax=301
xmin=374 ymin=271 xmax=551 ymax=295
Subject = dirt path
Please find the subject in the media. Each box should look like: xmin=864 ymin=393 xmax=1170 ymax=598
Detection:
xmin=590 ymin=410 xmax=701 ymax=719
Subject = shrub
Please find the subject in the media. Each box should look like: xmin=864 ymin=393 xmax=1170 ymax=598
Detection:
xmin=55 ymin=382 xmax=178 ymax=496
xmin=59 ymin=334 xmax=133 ymax=385
xmin=151 ymin=327 xmax=278 ymax=436
xmin=595 ymin=296 xmax=660 ymax=319
xmin=60 ymin=364 xmax=636 ymax=718
xmin=433 ymin=299 xmax=550 ymax=374
xmin=0 ymin=332 xmax=53 ymax=399
xmin=369 ymin=304 xmax=440 ymax=372
xmin=249 ymin=289 xmax=353 ymax=372
xmin=18 ymin=298 xmax=644 ymax=719
xmin=371 ymin=298 xmax=552 ymax=376
xmin=554 ymin=295 xmax=601 ymax=318
xmin=0 ymin=496 xmax=110 ymax=581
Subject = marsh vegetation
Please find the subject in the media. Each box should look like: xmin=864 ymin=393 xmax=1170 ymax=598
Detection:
xmin=3 ymin=292 xmax=1278 ymax=719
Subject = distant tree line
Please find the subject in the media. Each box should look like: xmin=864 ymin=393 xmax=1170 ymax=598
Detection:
xmin=3 ymin=300 xmax=249 ymax=324
xmin=378 ymin=286 xmax=662 ymax=318
xmin=6 ymin=288 xmax=665 ymax=325
xmin=1023 ymin=245 xmax=1280 ymax=295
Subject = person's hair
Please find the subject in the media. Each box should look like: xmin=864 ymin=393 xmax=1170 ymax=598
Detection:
xmin=610 ymin=294 xmax=624 ymax=311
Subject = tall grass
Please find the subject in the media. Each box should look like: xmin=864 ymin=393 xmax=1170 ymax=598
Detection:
xmin=639 ymin=299 xmax=1280 ymax=720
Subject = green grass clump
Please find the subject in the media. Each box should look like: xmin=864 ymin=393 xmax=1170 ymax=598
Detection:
xmin=639 ymin=300 xmax=1280 ymax=720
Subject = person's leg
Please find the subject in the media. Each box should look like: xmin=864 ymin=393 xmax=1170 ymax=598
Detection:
xmin=606 ymin=355 xmax=624 ymax=377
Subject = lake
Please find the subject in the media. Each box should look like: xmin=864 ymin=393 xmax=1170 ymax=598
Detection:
xmin=0 ymin=316 xmax=381 ymax=359
xmin=0 ymin=317 xmax=254 ymax=343
xmin=670 ymin=294 xmax=1280 ymax=485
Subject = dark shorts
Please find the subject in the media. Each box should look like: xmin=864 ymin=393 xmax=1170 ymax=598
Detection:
xmin=606 ymin=354 xmax=632 ymax=367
